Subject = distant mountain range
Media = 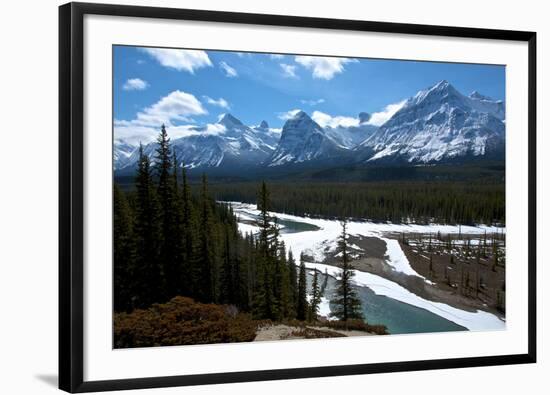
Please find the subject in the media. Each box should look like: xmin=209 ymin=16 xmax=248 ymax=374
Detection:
xmin=114 ymin=80 xmax=505 ymax=175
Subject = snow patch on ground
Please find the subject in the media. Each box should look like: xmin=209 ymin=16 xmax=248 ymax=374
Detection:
xmin=237 ymin=223 xmax=260 ymax=235
xmin=381 ymin=237 xmax=433 ymax=284
xmin=318 ymin=297 xmax=333 ymax=319
xmin=303 ymin=261 xmax=505 ymax=331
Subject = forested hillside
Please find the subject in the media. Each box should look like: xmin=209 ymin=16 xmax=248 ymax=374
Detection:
xmin=114 ymin=126 xmax=310 ymax=323
xmin=209 ymin=181 xmax=505 ymax=225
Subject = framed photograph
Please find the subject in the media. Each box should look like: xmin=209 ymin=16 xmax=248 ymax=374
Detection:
xmin=59 ymin=2 xmax=537 ymax=392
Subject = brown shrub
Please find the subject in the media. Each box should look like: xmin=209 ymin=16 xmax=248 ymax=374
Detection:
xmin=324 ymin=319 xmax=389 ymax=335
xmin=114 ymin=296 xmax=258 ymax=348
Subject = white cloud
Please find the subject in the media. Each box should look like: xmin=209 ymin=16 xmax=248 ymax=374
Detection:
xmin=368 ymin=100 xmax=407 ymax=126
xmin=270 ymin=54 xmax=285 ymax=59
xmin=219 ymin=61 xmax=238 ymax=77
xmin=203 ymin=96 xmax=230 ymax=109
xmin=280 ymin=63 xmax=298 ymax=78
xmin=114 ymin=125 xmax=159 ymax=146
xmin=141 ymin=48 xmax=212 ymax=73
xmin=201 ymin=123 xmax=227 ymax=135
xmin=123 ymin=78 xmax=148 ymax=91
xmin=312 ymin=111 xmax=359 ymax=128
xmin=116 ymin=90 xmax=207 ymax=129
xmin=301 ymin=98 xmax=325 ymax=106
xmin=114 ymin=123 xmax=226 ymax=147
xmin=278 ymin=109 xmax=302 ymax=120
xmin=295 ymin=56 xmax=357 ymax=80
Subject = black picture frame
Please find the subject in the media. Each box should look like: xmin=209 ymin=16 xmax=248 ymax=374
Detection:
xmin=59 ymin=2 xmax=537 ymax=393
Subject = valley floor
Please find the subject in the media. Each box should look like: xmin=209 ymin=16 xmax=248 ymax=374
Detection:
xmin=229 ymin=202 xmax=506 ymax=334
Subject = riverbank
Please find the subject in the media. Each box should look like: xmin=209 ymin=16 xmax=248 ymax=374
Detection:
xmin=230 ymin=202 xmax=506 ymax=333
xmin=321 ymin=233 xmax=505 ymax=319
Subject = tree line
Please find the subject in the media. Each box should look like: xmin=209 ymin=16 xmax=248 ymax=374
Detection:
xmin=208 ymin=180 xmax=505 ymax=225
xmin=114 ymin=125 xmax=363 ymax=324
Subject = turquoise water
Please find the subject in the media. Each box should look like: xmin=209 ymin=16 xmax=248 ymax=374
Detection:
xmin=277 ymin=218 xmax=320 ymax=233
xmin=321 ymin=275 xmax=465 ymax=334
xmin=241 ymin=211 xmax=320 ymax=233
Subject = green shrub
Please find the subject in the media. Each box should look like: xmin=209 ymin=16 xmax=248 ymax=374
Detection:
xmin=114 ymin=296 xmax=258 ymax=348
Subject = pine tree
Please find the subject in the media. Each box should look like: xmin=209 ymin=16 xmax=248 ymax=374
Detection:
xmin=296 ymin=255 xmax=308 ymax=321
xmin=330 ymin=220 xmax=363 ymax=322
xmin=196 ymin=174 xmax=215 ymax=302
xmin=180 ymin=166 xmax=195 ymax=294
xmin=251 ymin=181 xmax=281 ymax=320
xmin=309 ymin=270 xmax=321 ymax=321
xmin=133 ymin=144 xmax=162 ymax=307
xmin=220 ymin=222 xmax=237 ymax=304
xmin=287 ymin=250 xmax=298 ymax=318
xmin=154 ymin=125 xmax=180 ymax=299
xmin=113 ymin=184 xmax=136 ymax=312
xmin=277 ymin=242 xmax=293 ymax=320
xmin=320 ymin=268 xmax=329 ymax=295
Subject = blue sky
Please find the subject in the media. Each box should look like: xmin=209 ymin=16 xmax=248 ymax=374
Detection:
xmin=114 ymin=45 xmax=505 ymax=145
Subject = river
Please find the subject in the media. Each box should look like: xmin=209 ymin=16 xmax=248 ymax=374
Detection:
xmin=229 ymin=202 xmax=504 ymax=335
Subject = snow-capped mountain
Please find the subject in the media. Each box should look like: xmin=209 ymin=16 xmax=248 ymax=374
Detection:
xmin=251 ymin=120 xmax=281 ymax=150
xmin=114 ymin=81 xmax=505 ymax=174
xmin=356 ymin=80 xmax=505 ymax=163
xmin=116 ymin=114 xmax=276 ymax=171
xmin=113 ymin=140 xmax=136 ymax=169
xmin=267 ymin=111 xmax=347 ymax=166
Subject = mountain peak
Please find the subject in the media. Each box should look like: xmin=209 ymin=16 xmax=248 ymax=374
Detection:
xmin=291 ymin=110 xmax=309 ymax=120
xmin=218 ymin=113 xmax=243 ymax=127
xmin=269 ymin=109 xmax=341 ymax=167
xmin=360 ymin=80 xmax=505 ymax=163
xmin=429 ymin=80 xmax=459 ymax=95
xmin=259 ymin=120 xmax=269 ymax=129
xmin=409 ymin=80 xmax=461 ymax=107
xmin=469 ymin=91 xmax=494 ymax=101
xmin=358 ymin=112 xmax=371 ymax=123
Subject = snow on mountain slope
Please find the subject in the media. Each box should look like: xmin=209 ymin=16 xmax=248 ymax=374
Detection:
xmin=251 ymin=120 xmax=281 ymax=150
xmin=267 ymin=110 xmax=346 ymax=166
xmin=357 ymin=80 xmax=505 ymax=163
xmin=116 ymin=114 xmax=277 ymax=171
xmin=113 ymin=140 xmax=137 ymax=169
xmin=114 ymin=81 xmax=506 ymax=172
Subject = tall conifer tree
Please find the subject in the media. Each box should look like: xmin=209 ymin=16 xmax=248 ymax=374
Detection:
xmin=134 ymin=144 xmax=162 ymax=307
xmin=330 ymin=220 xmax=363 ymax=322
xmin=296 ymin=254 xmax=308 ymax=321
xmin=155 ymin=125 xmax=180 ymax=299
xmin=309 ymin=270 xmax=321 ymax=321
xmin=196 ymin=173 xmax=215 ymax=302
xmin=113 ymin=184 xmax=136 ymax=312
